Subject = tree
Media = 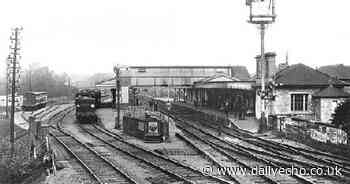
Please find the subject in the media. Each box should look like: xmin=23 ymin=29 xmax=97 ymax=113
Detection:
xmin=20 ymin=63 xmax=77 ymax=97
xmin=331 ymin=99 xmax=350 ymax=135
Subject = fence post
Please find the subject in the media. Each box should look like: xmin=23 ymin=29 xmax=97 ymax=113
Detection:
xmin=29 ymin=115 xmax=37 ymax=159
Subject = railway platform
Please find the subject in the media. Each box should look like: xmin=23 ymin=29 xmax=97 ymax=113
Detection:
xmin=172 ymin=102 xmax=260 ymax=133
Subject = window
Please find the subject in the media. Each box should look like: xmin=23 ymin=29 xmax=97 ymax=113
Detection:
xmin=291 ymin=94 xmax=308 ymax=111
xmin=137 ymin=67 xmax=146 ymax=73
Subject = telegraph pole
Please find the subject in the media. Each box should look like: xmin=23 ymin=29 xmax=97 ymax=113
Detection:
xmin=246 ymin=0 xmax=276 ymax=130
xmin=9 ymin=27 xmax=22 ymax=155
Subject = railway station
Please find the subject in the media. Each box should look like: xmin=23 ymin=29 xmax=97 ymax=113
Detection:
xmin=1 ymin=1 xmax=350 ymax=184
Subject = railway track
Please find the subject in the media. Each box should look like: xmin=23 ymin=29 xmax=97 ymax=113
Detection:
xmin=160 ymin=106 xmax=349 ymax=184
xmin=179 ymin=117 xmax=350 ymax=178
xmin=166 ymin=104 xmax=350 ymax=169
xmin=78 ymin=124 xmax=196 ymax=184
xmin=176 ymin=121 xmax=324 ymax=184
xmin=50 ymin=127 xmax=137 ymax=184
xmin=81 ymin=124 xmax=234 ymax=184
xmin=175 ymin=132 xmax=278 ymax=184
xmin=178 ymin=104 xmax=350 ymax=167
xmin=226 ymin=127 xmax=350 ymax=169
xmin=49 ymin=108 xmax=138 ymax=184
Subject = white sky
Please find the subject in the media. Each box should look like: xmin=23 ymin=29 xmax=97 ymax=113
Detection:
xmin=0 ymin=0 xmax=350 ymax=76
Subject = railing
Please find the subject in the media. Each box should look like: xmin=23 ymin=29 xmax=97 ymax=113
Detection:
xmin=272 ymin=116 xmax=350 ymax=157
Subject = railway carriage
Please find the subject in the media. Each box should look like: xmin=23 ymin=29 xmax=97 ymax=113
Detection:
xmin=22 ymin=92 xmax=48 ymax=111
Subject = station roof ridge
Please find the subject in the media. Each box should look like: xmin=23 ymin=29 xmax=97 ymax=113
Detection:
xmin=194 ymin=73 xmax=241 ymax=84
xmin=273 ymin=63 xmax=347 ymax=87
xmin=128 ymin=65 xmax=234 ymax=69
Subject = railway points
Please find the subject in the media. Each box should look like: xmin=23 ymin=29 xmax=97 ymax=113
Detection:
xmin=81 ymin=124 xmax=233 ymax=184
xmin=160 ymin=103 xmax=350 ymax=183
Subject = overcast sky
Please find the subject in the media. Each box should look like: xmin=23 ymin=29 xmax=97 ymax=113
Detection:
xmin=0 ymin=0 xmax=350 ymax=77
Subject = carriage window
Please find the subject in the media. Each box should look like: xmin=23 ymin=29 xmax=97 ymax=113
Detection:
xmin=137 ymin=68 xmax=146 ymax=73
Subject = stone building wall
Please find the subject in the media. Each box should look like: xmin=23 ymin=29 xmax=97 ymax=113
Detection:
xmin=314 ymin=98 xmax=321 ymax=121
xmin=272 ymin=88 xmax=317 ymax=116
xmin=256 ymin=88 xmax=321 ymax=120
xmin=320 ymin=98 xmax=345 ymax=123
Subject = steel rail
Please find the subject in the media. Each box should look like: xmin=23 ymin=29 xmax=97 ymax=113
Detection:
xmin=80 ymin=125 xmax=198 ymax=184
xmin=176 ymin=132 xmax=277 ymax=184
xmin=175 ymin=121 xmax=319 ymax=184
xmin=89 ymin=124 xmax=233 ymax=184
xmin=173 ymin=114 xmax=347 ymax=184
xmin=50 ymin=130 xmax=104 ymax=184
xmin=166 ymin=105 xmax=350 ymax=176
xmin=50 ymin=127 xmax=138 ymax=184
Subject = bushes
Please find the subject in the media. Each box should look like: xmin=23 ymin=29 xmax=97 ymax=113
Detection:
xmin=332 ymin=99 xmax=350 ymax=136
xmin=0 ymin=135 xmax=36 ymax=183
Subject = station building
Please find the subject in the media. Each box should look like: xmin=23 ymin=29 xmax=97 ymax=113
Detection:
xmin=252 ymin=53 xmax=350 ymax=123
xmin=257 ymin=63 xmax=350 ymax=122
xmin=95 ymin=65 xmax=252 ymax=106
xmin=174 ymin=73 xmax=255 ymax=118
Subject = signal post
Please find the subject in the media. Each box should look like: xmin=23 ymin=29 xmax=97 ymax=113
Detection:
xmin=246 ymin=0 xmax=276 ymax=130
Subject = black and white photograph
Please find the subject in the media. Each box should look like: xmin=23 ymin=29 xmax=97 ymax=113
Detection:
xmin=1 ymin=0 xmax=350 ymax=183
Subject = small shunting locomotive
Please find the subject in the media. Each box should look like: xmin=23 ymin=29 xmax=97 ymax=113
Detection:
xmin=22 ymin=91 xmax=48 ymax=111
xmin=75 ymin=89 xmax=101 ymax=123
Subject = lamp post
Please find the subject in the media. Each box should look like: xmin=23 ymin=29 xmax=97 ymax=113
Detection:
xmin=246 ymin=0 xmax=276 ymax=130
xmin=114 ymin=66 xmax=121 ymax=129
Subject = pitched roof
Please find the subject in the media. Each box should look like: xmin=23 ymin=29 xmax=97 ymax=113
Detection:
xmin=273 ymin=63 xmax=346 ymax=86
xmin=318 ymin=64 xmax=350 ymax=80
xmin=313 ymin=85 xmax=350 ymax=98
xmin=194 ymin=74 xmax=240 ymax=84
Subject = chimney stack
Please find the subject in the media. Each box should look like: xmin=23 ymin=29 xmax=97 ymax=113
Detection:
xmin=255 ymin=52 xmax=277 ymax=80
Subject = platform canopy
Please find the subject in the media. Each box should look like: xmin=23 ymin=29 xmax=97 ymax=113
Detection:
xmin=95 ymin=77 xmax=131 ymax=89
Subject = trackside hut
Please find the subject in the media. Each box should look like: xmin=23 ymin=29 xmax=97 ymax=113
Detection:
xmin=260 ymin=63 xmax=350 ymax=124
xmin=313 ymin=85 xmax=350 ymax=123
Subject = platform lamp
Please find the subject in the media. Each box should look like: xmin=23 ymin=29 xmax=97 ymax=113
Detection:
xmin=114 ymin=66 xmax=121 ymax=129
xmin=246 ymin=0 xmax=276 ymax=130
xmin=113 ymin=65 xmax=129 ymax=129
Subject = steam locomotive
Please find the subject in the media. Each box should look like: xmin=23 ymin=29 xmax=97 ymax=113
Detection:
xmin=75 ymin=89 xmax=101 ymax=123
